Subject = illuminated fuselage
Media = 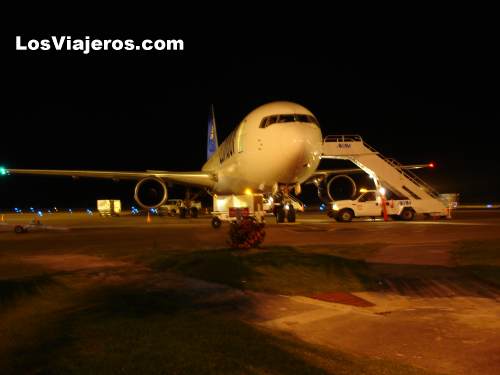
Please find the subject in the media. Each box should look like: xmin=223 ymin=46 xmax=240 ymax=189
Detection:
xmin=202 ymin=102 xmax=323 ymax=194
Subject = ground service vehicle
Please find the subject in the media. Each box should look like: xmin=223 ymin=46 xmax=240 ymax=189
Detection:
xmin=158 ymin=199 xmax=202 ymax=217
xmin=211 ymin=193 xmax=265 ymax=228
xmin=328 ymin=190 xmax=448 ymax=222
xmin=97 ymin=200 xmax=121 ymax=217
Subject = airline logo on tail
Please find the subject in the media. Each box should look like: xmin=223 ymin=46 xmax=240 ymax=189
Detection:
xmin=207 ymin=105 xmax=218 ymax=160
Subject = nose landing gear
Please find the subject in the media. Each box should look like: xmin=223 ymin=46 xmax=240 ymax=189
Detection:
xmin=287 ymin=205 xmax=296 ymax=222
xmin=272 ymin=186 xmax=297 ymax=223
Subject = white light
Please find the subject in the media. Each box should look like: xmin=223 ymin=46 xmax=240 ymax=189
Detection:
xmin=379 ymin=187 xmax=386 ymax=195
xmin=285 ymin=204 xmax=290 ymax=210
xmin=332 ymin=203 xmax=339 ymax=210
xmin=268 ymin=196 xmax=273 ymax=203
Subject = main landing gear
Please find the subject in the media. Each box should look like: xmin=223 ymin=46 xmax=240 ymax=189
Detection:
xmin=179 ymin=206 xmax=199 ymax=218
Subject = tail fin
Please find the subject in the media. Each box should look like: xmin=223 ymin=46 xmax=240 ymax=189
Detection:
xmin=207 ymin=105 xmax=219 ymax=160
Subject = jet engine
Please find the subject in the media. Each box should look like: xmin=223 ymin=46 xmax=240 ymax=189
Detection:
xmin=317 ymin=174 xmax=357 ymax=202
xmin=134 ymin=177 xmax=168 ymax=209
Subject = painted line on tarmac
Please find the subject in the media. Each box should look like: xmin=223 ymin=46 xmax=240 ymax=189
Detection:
xmin=393 ymin=221 xmax=492 ymax=226
xmin=301 ymin=220 xmax=494 ymax=226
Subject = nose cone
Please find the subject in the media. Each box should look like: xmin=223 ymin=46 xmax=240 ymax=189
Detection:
xmin=278 ymin=124 xmax=322 ymax=183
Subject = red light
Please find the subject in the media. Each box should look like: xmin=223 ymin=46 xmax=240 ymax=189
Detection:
xmin=428 ymin=162 xmax=435 ymax=168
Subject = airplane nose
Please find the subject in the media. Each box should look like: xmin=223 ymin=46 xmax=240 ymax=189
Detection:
xmin=280 ymin=125 xmax=322 ymax=181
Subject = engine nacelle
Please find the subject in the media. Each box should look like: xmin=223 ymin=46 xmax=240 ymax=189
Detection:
xmin=317 ymin=174 xmax=357 ymax=203
xmin=134 ymin=177 xmax=168 ymax=209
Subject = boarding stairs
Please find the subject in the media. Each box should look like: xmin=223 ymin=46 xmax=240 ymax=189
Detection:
xmin=322 ymin=135 xmax=448 ymax=215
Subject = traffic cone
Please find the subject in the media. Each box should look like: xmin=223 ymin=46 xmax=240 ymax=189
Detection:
xmin=381 ymin=197 xmax=388 ymax=221
xmin=147 ymin=212 xmax=151 ymax=224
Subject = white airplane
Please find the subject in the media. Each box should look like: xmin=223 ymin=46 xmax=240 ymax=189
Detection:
xmin=1 ymin=101 xmax=431 ymax=221
xmin=3 ymin=102 xmax=322 ymax=204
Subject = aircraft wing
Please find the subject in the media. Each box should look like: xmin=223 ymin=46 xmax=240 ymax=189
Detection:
xmin=3 ymin=168 xmax=216 ymax=189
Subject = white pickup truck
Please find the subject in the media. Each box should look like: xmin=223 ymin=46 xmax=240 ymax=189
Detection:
xmin=328 ymin=190 xmax=427 ymax=222
xmin=158 ymin=199 xmax=203 ymax=218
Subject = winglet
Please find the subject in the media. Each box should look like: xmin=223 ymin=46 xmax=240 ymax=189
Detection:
xmin=207 ymin=105 xmax=219 ymax=160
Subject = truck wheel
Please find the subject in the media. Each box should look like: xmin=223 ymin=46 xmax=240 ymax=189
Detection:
xmin=287 ymin=206 xmax=296 ymax=222
xmin=276 ymin=207 xmax=285 ymax=223
xmin=14 ymin=225 xmax=25 ymax=234
xmin=170 ymin=209 xmax=177 ymax=216
xmin=179 ymin=207 xmax=187 ymax=218
xmin=190 ymin=207 xmax=199 ymax=218
xmin=400 ymin=208 xmax=415 ymax=221
xmin=337 ymin=209 xmax=354 ymax=222
xmin=211 ymin=217 xmax=222 ymax=229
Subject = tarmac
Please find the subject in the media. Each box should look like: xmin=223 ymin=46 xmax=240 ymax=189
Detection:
xmin=1 ymin=209 xmax=499 ymax=374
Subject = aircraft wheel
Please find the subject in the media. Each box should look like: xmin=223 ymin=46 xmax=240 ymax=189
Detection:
xmin=179 ymin=207 xmax=187 ymax=218
xmin=190 ymin=207 xmax=199 ymax=218
xmin=211 ymin=217 xmax=222 ymax=229
xmin=287 ymin=206 xmax=296 ymax=222
xmin=276 ymin=207 xmax=285 ymax=223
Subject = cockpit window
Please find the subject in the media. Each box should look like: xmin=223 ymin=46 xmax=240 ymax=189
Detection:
xmin=259 ymin=114 xmax=319 ymax=128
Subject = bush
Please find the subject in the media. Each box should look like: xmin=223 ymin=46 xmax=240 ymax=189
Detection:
xmin=228 ymin=217 xmax=266 ymax=249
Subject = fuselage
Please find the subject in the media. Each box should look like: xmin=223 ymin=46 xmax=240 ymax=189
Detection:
xmin=202 ymin=102 xmax=323 ymax=194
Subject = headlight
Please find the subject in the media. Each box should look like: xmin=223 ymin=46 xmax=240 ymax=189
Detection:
xmin=332 ymin=203 xmax=339 ymax=211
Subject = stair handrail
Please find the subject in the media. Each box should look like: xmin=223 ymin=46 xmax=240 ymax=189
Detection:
xmin=380 ymin=155 xmax=440 ymax=198
xmin=324 ymin=135 xmax=363 ymax=143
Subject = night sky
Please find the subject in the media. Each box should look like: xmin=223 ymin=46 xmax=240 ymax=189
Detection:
xmin=2 ymin=19 xmax=499 ymax=209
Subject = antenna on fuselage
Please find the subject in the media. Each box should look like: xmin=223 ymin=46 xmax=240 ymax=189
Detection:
xmin=207 ymin=104 xmax=219 ymax=160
